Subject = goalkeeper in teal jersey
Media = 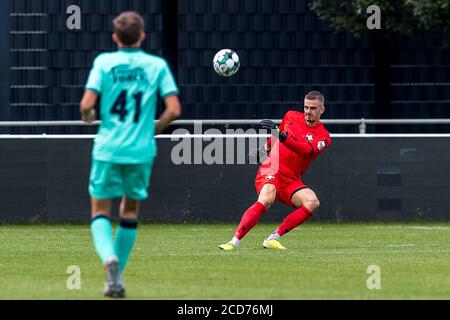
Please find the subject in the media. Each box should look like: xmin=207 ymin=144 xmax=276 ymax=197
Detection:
xmin=80 ymin=11 xmax=181 ymax=298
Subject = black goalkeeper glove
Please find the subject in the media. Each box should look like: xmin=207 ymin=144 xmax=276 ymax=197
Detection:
xmin=260 ymin=119 xmax=277 ymax=130
xmin=260 ymin=119 xmax=288 ymax=142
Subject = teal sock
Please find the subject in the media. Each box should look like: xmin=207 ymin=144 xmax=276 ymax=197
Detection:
xmin=114 ymin=219 xmax=138 ymax=273
xmin=90 ymin=215 xmax=116 ymax=265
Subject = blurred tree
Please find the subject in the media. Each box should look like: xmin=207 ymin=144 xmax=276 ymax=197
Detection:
xmin=309 ymin=0 xmax=450 ymax=125
xmin=408 ymin=0 xmax=450 ymax=34
xmin=310 ymin=0 xmax=450 ymax=38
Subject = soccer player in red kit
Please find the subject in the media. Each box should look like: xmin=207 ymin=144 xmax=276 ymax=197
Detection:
xmin=219 ymin=91 xmax=331 ymax=250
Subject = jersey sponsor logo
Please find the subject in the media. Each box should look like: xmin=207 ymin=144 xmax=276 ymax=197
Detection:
xmin=306 ymin=133 xmax=314 ymax=142
xmin=265 ymin=175 xmax=275 ymax=181
xmin=317 ymin=141 xmax=326 ymax=150
xmin=111 ymin=66 xmax=147 ymax=83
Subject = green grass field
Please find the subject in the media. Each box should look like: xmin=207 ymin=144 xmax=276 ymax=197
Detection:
xmin=0 ymin=222 xmax=449 ymax=300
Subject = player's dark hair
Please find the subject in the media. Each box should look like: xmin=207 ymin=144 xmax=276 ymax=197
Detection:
xmin=305 ymin=91 xmax=325 ymax=105
xmin=113 ymin=11 xmax=145 ymax=46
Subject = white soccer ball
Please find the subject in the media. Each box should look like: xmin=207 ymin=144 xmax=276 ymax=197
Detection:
xmin=213 ymin=49 xmax=240 ymax=77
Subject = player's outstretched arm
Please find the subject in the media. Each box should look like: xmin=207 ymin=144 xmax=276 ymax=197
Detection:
xmin=80 ymin=90 xmax=98 ymax=123
xmin=155 ymin=95 xmax=182 ymax=135
xmin=260 ymin=119 xmax=313 ymax=155
xmin=281 ymin=134 xmax=314 ymax=154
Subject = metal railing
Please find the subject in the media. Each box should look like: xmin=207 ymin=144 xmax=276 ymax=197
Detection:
xmin=1 ymin=119 xmax=450 ymax=134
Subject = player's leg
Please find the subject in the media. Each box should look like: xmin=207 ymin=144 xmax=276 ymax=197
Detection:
xmin=115 ymin=162 xmax=152 ymax=271
xmin=90 ymin=198 xmax=116 ymax=264
xmin=219 ymin=183 xmax=276 ymax=251
xmin=88 ymin=159 xmax=125 ymax=298
xmin=279 ymin=188 xmax=319 ymax=235
xmin=90 ymin=197 xmax=125 ymax=298
xmin=264 ymin=188 xmax=318 ymax=249
xmin=236 ymin=183 xmax=276 ymax=239
xmin=114 ymin=196 xmax=140 ymax=273
xmin=89 ymin=159 xmax=122 ymax=265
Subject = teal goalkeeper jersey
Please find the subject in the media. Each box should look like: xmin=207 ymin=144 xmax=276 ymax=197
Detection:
xmin=85 ymin=48 xmax=179 ymax=164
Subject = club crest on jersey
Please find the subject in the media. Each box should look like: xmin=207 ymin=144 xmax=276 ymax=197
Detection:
xmin=265 ymin=175 xmax=275 ymax=181
xmin=317 ymin=141 xmax=326 ymax=150
xmin=306 ymin=134 xmax=314 ymax=142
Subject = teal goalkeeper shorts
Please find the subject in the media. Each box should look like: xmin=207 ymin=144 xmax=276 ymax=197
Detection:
xmin=89 ymin=159 xmax=154 ymax=200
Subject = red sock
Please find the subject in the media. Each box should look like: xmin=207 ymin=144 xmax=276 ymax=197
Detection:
xmin=235 ymin=202 xmax=268 ymax=240
xmin=276 ymin=206 xmax=314 ymax=236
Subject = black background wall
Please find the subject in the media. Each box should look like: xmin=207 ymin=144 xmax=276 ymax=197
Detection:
xmin=0 ymin=137 xmax=448 ymax=223
xmin=3 ymin=0 xmax=450 ymax=134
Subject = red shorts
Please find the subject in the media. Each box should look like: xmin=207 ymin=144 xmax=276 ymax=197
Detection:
xmin=255 ymin=166 xmax=307 ymax=207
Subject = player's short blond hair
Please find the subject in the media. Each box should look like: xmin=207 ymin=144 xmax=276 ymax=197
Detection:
xmin=305 ymin=91 xmax=325 ymax=105
xmin=113 ymin=11 xmax=145 ymax=46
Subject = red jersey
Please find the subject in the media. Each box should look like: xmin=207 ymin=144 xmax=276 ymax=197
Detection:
xmin=262 ymin=111 xmax=331 ymax=179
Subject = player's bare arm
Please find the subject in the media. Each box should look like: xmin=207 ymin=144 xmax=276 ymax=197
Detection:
xmin=155 ymin=94 xmax=182 ymax=135
xmin=80 ymin=90 xmax=98 ymax=123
